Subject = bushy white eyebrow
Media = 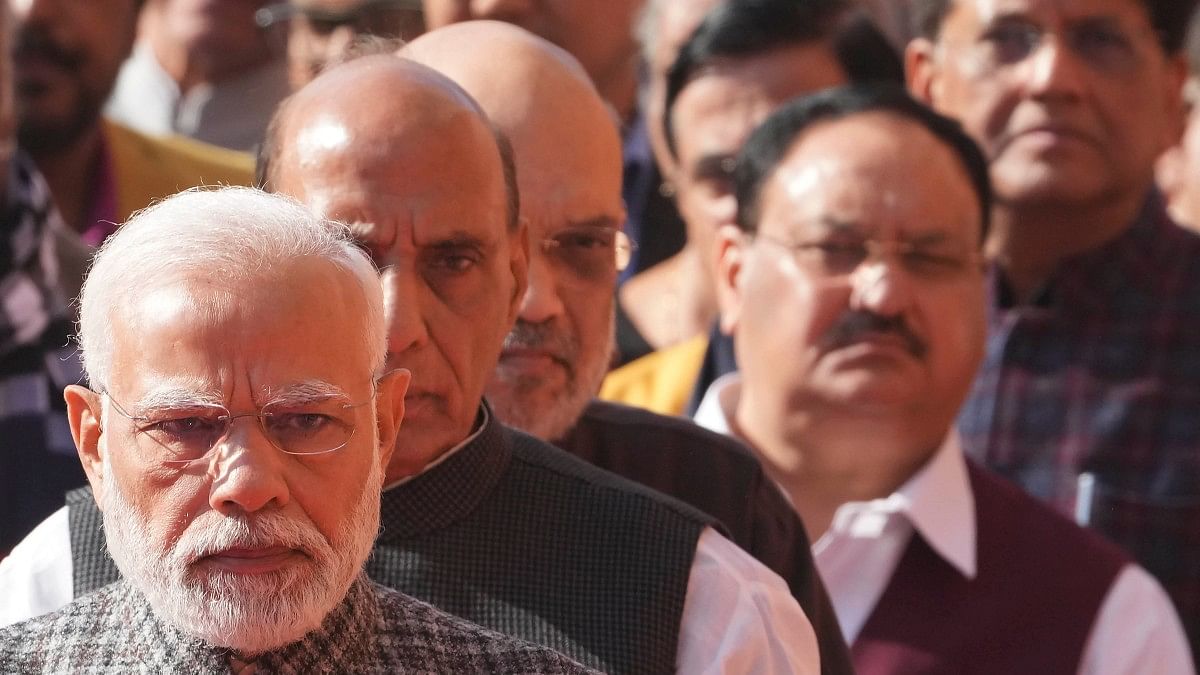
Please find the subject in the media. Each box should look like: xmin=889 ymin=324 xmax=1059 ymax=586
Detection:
xmin=130 ymin=387 xmax=224 ymax=416
xmin=259 ymin=380 xmax=353 ymax=407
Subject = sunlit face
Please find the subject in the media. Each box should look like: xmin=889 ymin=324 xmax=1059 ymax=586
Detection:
xmin=1158 ymin=87 xmax=1200 ymax=230
xmin=285 ymin=0 xmax=425 ymax=88
xmin=641 ymin=0 xmax=720 ymax=175
xmin=671 ymin=44 xmax=846 ymax=288
xmin=722 ymin=113 xmax=986 ymax=440
xmin=485 ymin=106 xmax=625 ymax=441
xmin=273 ymin=106 xmax=523 ymax=472
xmin=78 ymin=260 xmax=398 ymax=654
xmin=421 ymin=0 xmax=643 ymax=96
xmin=911 ymin=0 xmax=1185 ymax=209
xmin=9 ymin=0 xmax=138 ymax=152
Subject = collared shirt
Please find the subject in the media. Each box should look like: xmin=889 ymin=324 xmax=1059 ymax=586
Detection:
xmin=959 ymin=194 xmax=1200 ymax=649
xmin=0 ymin=401 xmax=821 ymax=675
xmin=695 ymin=374 xmax=1195 ymax=675
xmin=105 ymin=42 xmax=290 ymax=152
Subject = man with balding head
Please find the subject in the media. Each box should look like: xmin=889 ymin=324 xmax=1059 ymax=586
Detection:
xmin=402 ymin=21 xmax=853 ymax=674
xmin=0 ymin=52 xmax=820 ymax=674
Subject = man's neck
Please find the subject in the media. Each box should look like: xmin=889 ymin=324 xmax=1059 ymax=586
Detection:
xmin=597 ymin=62 xmax=639 ymax=127
xmin=31 ymin=124 xmax=104 ymax=234
xmin=988 ymin=190 xmax=1146 ymax=303
xmin=734 ymin=392 xmax=939 ymax=541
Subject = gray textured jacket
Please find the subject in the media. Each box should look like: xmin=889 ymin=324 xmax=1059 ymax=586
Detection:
xmin=0 ymin=574 xmax=596 ymax=674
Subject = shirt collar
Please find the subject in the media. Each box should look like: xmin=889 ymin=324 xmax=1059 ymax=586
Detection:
xmin=382 ymin=403 xmax=489 ymax=491
xmin=693 ymin=372 xmax=977 ymax=579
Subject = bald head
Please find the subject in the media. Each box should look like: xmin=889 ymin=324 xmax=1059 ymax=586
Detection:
xmin=402 ymin=22 xmax=626 ymax=442
xmin=259 ymin=53 xmax=518 ymax=230
xmin=259 ymin=52 xmax=531 ymax=476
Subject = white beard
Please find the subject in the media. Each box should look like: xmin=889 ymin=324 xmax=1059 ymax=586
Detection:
xmin=99 ymin=441 xmax=383 ymax=656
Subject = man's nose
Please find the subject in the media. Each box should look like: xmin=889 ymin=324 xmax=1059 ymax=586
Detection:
xmin=1024 ymin=36 xmax=1087 ymax=102
xmin=207 ymin=418 xmax=291 ymax=516
xmin=382 ymin=267 xmax=431 ymax=356
xmin=849 ymin=257 xmax=914 ymax=318
xmin=519 ymin=252 xmax=567 ymax=324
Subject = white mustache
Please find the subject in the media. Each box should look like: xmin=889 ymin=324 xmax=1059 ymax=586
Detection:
xmin=173 ymin=510 xmax=328 ymax=566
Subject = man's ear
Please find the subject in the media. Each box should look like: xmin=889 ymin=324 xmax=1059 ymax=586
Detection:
xmin=714 ymin=224 xmax=748 ymax=336
xmin=373 ymin=368 xmax=411 ymax=474
xmin=64 ymin=385 xmax=107 ymax=503
xmin=507 ymin=218 xmax=530 ymax=324
xmin=906 ymin=38 xmax=941 ymax=105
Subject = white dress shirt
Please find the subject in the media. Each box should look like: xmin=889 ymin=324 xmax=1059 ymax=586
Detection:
xmin=0 ymin=405 xmax=819 ymax=674
xmin=695 ymin=373 xmax=1195 ymax=675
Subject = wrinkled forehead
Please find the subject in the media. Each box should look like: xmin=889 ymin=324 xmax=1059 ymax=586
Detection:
xmin=108 ymin=265 xmax=373 ymax=399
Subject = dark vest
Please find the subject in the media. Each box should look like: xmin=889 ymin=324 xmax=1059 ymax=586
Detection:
xmin=68 ymin=412 xmax=710 ymax=675
xmin=557 ymin=400 xmax=854 ymax=675
xmin=852 ymin=462 xmax=1129 ymax=674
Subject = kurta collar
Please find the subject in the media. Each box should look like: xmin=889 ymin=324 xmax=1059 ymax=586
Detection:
xmin=377 ymin=401 xmax=510 ymax=540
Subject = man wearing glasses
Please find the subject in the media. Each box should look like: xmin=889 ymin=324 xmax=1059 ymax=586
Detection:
xmin=694 ymin=84 xmax=1191 ymax=673
xmin=908 ymin=0 xmax=1200 ymax=653
xmin=0 ymin=186 xmax=592 ymax=672
xmin=256 ymin=0 xmax=426 ymax=88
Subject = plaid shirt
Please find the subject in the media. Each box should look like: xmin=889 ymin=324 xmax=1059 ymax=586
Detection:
xmin=0 ymin=152 xmax=84 ymax=558
xmin=959 ymin=194 xmax=1200 ymax=654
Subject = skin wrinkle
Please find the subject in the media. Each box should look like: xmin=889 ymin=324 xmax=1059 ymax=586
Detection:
xmin=401 ymin=22 xmax=624 ymax=441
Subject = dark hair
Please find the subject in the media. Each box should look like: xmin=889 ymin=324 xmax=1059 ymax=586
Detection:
xmin=1188 ymin=6 xmax=1200 ymax=75
xmin=663 ymin=0 xmax=904 ymax=159
xmin=256 ymin=97 xmax=521 ymax=233
xmin=912 ymin=0 xmax=1200 ymax=55
xmin=734 ymin=83 xmax=992 ymax=243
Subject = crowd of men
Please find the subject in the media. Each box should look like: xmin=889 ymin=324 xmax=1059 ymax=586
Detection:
xmin=0 ymin=0 xmax=1197 ymax=672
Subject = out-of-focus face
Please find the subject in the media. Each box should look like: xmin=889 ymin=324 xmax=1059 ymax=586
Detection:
xmin=9 ymin=0 xmax=139 ymax=153
xmin=719 ymin=113 xmax=986 ymax=447
xmin=485 ymin=97 xmax=625 ymax=442
xmin=422 ymin=0 xmax=643 ymax=100
xmin=284 ymin=0 xmax=425 ymax=88
xmin=1158 ymin=83 xmax=1200 ymax=230
xmin=641 ymin=0 xmax=721 ymax=175
xmin=67 ymin=260 xmax=405 ymax=654
xmin=272 ymin=76 xmax=524 ymax=474
xmin=671 ymin=44 xmax=845 ymax=287
xmin=908 ymin=0 xmax=1185 ymax=210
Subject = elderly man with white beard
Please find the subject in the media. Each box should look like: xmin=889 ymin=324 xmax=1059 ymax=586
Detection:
xmin=0 ymin=187 xmax=592 ymax=673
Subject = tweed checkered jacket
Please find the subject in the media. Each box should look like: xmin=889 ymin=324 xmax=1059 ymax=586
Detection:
xmin=0 ymin=575 xmax=595 ymax=674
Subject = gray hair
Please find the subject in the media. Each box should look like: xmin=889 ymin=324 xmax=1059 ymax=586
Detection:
xmin=78 ymin=186 xmax=386 ymax=390
xmin=635 ymin=0 xmax=668 ymax=66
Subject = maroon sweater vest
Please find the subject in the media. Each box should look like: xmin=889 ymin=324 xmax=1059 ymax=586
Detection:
xmin=852 ymin=462 xmax=1130 ymax=674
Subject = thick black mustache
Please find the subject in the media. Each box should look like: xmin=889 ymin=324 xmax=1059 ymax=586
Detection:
xmin=821 ymin=310 xmax=927 ymax=358
xmin=14 ymin=28 xmax=82 ymax=71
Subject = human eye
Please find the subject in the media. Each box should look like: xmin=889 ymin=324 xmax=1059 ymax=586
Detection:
xmin=138 ymin=410 xmax=225 ymax=456
xmin=1070 ymin=22 xmax=1136 ymax=70
xmin=264 ymin=405 xmax=355 ymax=454
xmin=807 ymin=241 xmax=866 ymax=275
xmin=902 ymin=248 xmax=967 ymax=278
xmin=980 ymin=21 xmax=1040 ymax=64
xmin=425 ymin=244 xmax=482 ymax=275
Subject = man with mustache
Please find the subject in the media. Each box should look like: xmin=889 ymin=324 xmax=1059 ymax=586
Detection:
xmin=600 ymin=0 xmax=903 ymax=414
xmin=9 ymin=0 xmax=255 ymax=303
xmin=0 ymin=49 xmax=820 ymax=675
xmin=401 ymin=21 xmax=852 ymax=674
xmin=907 ymin=0 xmax=1200 ymax=652
xmin=0 ymin=186 xmax=592 ymax=672
xmin=695 ymin=84 xmax=1192 ymax=673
